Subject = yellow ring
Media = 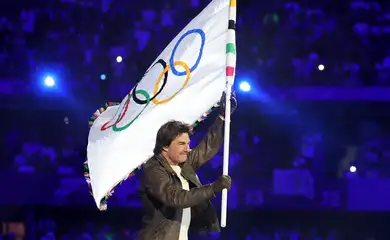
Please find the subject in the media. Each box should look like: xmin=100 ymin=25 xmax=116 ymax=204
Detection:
xmin=152 ymin=61 xmax=191 ymax=105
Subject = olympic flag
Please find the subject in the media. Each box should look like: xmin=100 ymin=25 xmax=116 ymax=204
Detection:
xmin=84 ymin=0 xmax=237 ymax=217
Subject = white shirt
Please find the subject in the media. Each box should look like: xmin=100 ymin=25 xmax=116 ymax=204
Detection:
xmin=170 ymin=165 xmax=191 ymax=240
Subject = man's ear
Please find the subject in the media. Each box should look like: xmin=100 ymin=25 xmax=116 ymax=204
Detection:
xmin=162 ymin=146 xmax=168 ymax=152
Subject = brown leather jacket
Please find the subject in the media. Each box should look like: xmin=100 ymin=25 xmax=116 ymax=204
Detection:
xmin=137 ymin=117 xmax=224 ymax=240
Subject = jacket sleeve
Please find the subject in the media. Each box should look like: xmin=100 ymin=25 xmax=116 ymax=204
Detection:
xmin=187 ymin=116 xmax=224 ymax=171
xmin=144 ymin=166 xmax=216 ymax=208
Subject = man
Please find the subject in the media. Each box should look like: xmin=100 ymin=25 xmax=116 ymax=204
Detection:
xmin=138 ymin=92 xmax=237 ymax=240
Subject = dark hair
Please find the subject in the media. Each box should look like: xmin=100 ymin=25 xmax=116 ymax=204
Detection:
xmin=153 ymin=120 xmax=192 ymax=155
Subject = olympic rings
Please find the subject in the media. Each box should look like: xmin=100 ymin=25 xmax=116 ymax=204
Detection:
xmin=112 ymin=89 xmax=150 ymax=132
xmin=100 ymin=90 xmax=150 ymax=132
xmin=132 ymin=59 xmax=168 ymax=105
xmin=152 ymin=61 xmax=191 ymax=105
xmin=101 ymin=93 xmax=131 ymax=131
xmin=169 ymin=29 xmax=205 ymax=76
xmin=99 ymin=28 xmax=205 ymax=132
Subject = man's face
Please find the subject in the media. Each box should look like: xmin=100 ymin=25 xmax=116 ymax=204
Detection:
xmin=164 ymin=133 xmax=190 ymax=165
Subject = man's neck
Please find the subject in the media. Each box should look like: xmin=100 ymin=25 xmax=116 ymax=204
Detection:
xmin=161 ymin=152 xmax=178 ymax=166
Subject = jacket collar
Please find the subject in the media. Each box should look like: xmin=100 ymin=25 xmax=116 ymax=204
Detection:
xmin=155 ymin=154 xmax=175 ymax=174
xmin=155 ymin=154 xmax=201 ymax=187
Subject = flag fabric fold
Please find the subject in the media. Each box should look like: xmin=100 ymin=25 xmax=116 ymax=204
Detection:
xmin=85 ymin=0 xmax=237 ymax=210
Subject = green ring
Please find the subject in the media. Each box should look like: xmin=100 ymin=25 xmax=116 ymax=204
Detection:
xmin=112 ymin=89 xmax=150 ymax=132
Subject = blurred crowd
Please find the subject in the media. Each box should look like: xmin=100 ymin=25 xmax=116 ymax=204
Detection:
xmin=3 ymin=109 xmax=390 ymax=178
xmin=2 ymin=213 xmax=386 ymax=240
xmin=0 ymin=0 xmax=390 ymax=93
xmin=1 ymin=107 xmax=390 ymax=209
xmin=34 ymin=223 xmax=342 ymax=240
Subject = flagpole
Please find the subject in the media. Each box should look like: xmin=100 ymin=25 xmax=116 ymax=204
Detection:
xmin=221 ymin=0 xmax=237 ymax=228
xmin=221 ymin=84 xmax=232 ymax=228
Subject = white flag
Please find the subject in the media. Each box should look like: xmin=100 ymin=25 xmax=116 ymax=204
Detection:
xmin=85 ymin=0 xmax=237 ymax=210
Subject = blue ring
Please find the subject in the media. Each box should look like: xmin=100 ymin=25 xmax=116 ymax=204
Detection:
xmin=169 ymin=29 xmax=206 ymax=76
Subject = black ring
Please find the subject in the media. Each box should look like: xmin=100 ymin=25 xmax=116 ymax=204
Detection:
xmin=132 ymin=59 xmax=168 ymax=105
xmin=228 ymin=20 xmax=236 ymax=30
